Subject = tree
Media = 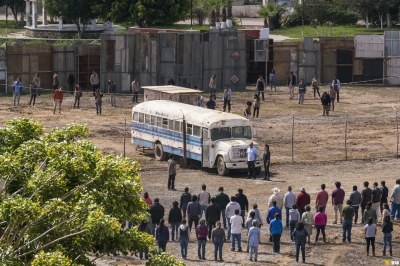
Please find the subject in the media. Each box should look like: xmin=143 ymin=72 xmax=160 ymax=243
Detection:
xmin=335 ymin=9 xmax=359 ymax=37
xmin=44 ymin=0 xmax=99 ymax=38
xmin=192 ymin=0 xmax=210 ymax=26
xmin=354 ymin=0 xmax=375 ymax=29
xmin=303 ymin=0 xmax=329 ymax=36
xmin=0 ymin=118 xmax=184 ymax=265
xmin=257 ymin=2 xmax=287 ymax=30
xmin=0 ymin=0 xmax=25 ymax=28
xmin=93 ymin=0 xmax=138 ymax=25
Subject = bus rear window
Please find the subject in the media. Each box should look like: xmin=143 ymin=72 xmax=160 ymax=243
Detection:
xmin=211 ymin=127 xmax=231 ymax=141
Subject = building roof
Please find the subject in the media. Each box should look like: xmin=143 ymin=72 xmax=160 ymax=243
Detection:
xmin=142 ymin=85 xmax=202 ymax=94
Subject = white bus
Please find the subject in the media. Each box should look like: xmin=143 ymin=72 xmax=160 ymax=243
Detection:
xmin=131 ymin=100 xmax=263 ymax=176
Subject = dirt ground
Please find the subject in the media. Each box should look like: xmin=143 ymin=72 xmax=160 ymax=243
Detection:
xmin=1 ymin=85 xmax=400 ymax=265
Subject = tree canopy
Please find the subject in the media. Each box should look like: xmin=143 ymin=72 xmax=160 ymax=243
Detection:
xmin=0 ymin=118 xmax=183 ymax=265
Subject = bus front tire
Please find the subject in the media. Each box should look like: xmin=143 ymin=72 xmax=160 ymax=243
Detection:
xmin=217 ymin=156 xmax=229 ymax=176
xmin=154 ymin=143 xmax=167 ymax=161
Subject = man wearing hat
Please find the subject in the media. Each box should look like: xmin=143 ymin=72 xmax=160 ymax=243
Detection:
xmin=287 ymin=70 xmax=296 ymax=100
xmin=268 ymin=188 xmax=284 ymax=210
xmin=296 ymin=188 xmax=310 ymax=217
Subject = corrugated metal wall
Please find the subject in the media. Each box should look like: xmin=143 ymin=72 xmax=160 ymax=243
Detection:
xmin=0 ymin=51 xmax=6 ymax=93
xmin=385 ymin=31 xmax=400 ymax=85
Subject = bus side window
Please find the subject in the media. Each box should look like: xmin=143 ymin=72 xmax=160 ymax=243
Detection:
xmin=157 ymin=117 xmax=163 ymax=128
xmin=169 ymin=120 xmax=174 ymax=131
xmin=133 ymin=112 xmax=139 ymax=122
xmin=175 ymin=121 xmax=182 ymax=132
xmin=145 ymin=114 xmax=151 ymax=125
xmin=151 ymin=115 xmax=157 ymax=126
xmin=139 ymin=113 xmax=144 ymax=123
xmin=187 ymin=124 xmax=193 ymax=135
xmin=162 ymin=118 xmax=168 ymax=129
xmin=193 ymin=125 xmax=201 ymax=137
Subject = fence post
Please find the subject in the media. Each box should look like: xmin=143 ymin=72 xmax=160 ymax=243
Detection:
xmin=123 ymin=114 xmax=126 ymax=157
xmin=345 ymin=109 xmax=348 ymax=161
xmin=393 ymin=106 xmax=399 ymax=158
xmin=291 ymin=111 xmax=294 ymax=163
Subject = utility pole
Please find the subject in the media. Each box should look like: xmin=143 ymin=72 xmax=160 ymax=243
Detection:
xmin=191 ymin=0 xmax=193 ymax=30
xmin=302 ymin=0 xmax=304 ymax=37
xmin=6 ymin=0 xmax=8 ymax=37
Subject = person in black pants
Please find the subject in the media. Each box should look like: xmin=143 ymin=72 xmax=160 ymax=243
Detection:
xmin=256 ymin=75 xmax=266 ymax=101
xmin=206 ymin=197 xmax=221 ymax=239
xmin=360 ymin=181 xmax=372 ymax=223
xmin=380 ymin=181 xmax=389 ymax=213
xmin=149 ymin=198 xmax=165 ymax=235
xmin=263 ymin=144 xmax=270 ymax=181
xmin=186 ymin=195 xmax=201 ymax=232
xmin=246 ymin=142 xmax=258 ymax=179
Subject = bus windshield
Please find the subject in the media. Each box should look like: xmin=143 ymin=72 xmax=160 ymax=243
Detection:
xmin=211 ymin=126 xmax=252 ymax=141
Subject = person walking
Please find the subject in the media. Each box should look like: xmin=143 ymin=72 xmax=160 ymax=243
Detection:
xmin=143 ymin=192 xmax=152 ymax=207
xmin=269 ymin=213 xmax=283 ymax=253
xmin=180 ymin=187 xmax=191 ymax=219
xmin=211 ymin=221 xmax=226 ymax=261
xmin=216 ymin=187 xmax=230 ymax=229
xmin=361 ymin=182 xmax=373 ymax=223
xmin=94 ymin=89 xmax=102 ymax=115
xmin=296 ymin=188 xmax=310 ymax=217
xmin=380 ymin=181 xmax=389 ymax=215
xmin=298 ymin=79 xmax=306 ymax=104
xmin=315 ymin=184 xmax=328 ymax=212
xmin=168 ymin=201 xmax=182 ymax=241
xmin=292 ymin=221 xmax=309 ymax=263
xmin=301 ymin=205 xmax=313 ymax=243
xmin=329 ymin=86 xmax=336 ymax=111
xmin=332 ymin=78 xmax=340 ymax=102
xmin=28 ymin=81 xmax=38 ymax=108
xmin=321 ymin=92 xmax=331 ymax=116
xmin=246 ymin=142 xmax=258 ymax=179
xmin=332 ymin=181 xmax=345 ymax=224
xmin=206 ymin=197 xmax=221 ymax=240
xmin=268 ymin=187 xmax=283 ymax=209
xmin=262 ymin=144 xmax=271 ymax=181
xmin=67 ymin=73 xmax=75 ymax=95
xmin=90 ymin=70 xmax=100 ymax=96
xmin=364 ymin=217 xmax=377 ymax=256
xmin=269 ymin=69 xmax=276 ymax=91
xmin=131 ymin=78 xmax=140 ymax=103
xmin=349 ymin=185 xmax=361 ymax=224
xmin=342 ymin=200 xmax=355 ymax=243
xmin=108 ymin=80 xmax=117 ymax=107
xmin=155 ymin=219 xmax=169 ymax=252
xmin=247 ymin=220 xmax=261 ymax=261
xmin=73 ymin=84 xmax=82 ymax=109
xmin=253 ymin=94 xmax=260 ymax=118
xmin=167 ymin=154 xmax=177 ymax=191
xmin=230 ymin=209 xmax=243 ymax=252
xmin=13 ymin=77 xmax=22 ymax=106
xmin=209 ymin=75 xmax=216 ymax=100
xmin=381 ymin=203 xmax=391 ymax=223
xmin=311 ymin=75 xmax=320 ymax=99
xmin=381 ymin=215 xmax=393 ymax=256
xmin=53 ymin=87 xmax=63 ymax=115
xmin=53 ymin=72 xmax=59 ymax=92
xmin=314 ymin=206 xmax=327 ymax=243
xmin=196 ymin=218 xmax=208 ymax=260
xmin=235 ymin=188 xmax=249 ymax=227
xmin=198 ymin=184 xmax=211 ymax=216
xmin=149 ymin=198 xmax=165 ymax=235
xmin=372 ymin=182 xmax=382 ymax=219
xmin=284 ymin=186 xmax=296 ymax=228
xmin=179 ymin=219 xmax=189 ymax=259
xmin=206 ymin=96 xmax=216 ymax=109
xmin=225 ymin=196 xmax=240 ymax=240
xmin=222 ymin=85 xmax=232 ymax=113
xmin=287 ymin=71 xmax=296 ymax=100
xmin=187 ymin=195 xmax=202 ymax=232
xmin=389 ymin=179 xmax=400 ymax=220
xmin=289 ymin=204 xmax=301 ymax=241
xmin=363 ymin=202 xmax=377 ymax=224
xmin=256 ymin=75 xmax=266 ymax=101
xmin=138 ymin=220 xmax=152 ymax=260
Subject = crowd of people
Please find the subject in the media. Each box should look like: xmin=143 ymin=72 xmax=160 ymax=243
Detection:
xmin=135 ymin=177 xmax=400 ymax=263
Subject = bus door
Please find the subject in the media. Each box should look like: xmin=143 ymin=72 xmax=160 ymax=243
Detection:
xmin=202 ymin=128 xmax=210 ymax=167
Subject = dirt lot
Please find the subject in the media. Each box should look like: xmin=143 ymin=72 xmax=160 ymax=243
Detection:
xmin=1 ymin=85 xmax=400 ymax=265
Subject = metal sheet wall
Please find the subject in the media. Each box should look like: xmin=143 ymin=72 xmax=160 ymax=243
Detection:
xmin=0 ymin=51 xmax=6 ymax=93
xmin=387 ymin=58 xmax=400 ymax=84
xmin=52 ymin=46 xmax=75 ymax=91
xmin=355 ymin=35 xmax=384 ymax=58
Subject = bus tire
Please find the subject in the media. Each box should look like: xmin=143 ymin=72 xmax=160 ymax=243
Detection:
xmin=154 ymin=143 xmax=167 ymax=161
xmin=217 ymin=156 xmax=229 ymax=176
xmin=255 ymin=167 xmax=261 ymax=175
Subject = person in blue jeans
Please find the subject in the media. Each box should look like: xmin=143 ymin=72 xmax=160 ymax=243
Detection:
xmin=382 ymin=215 xmax=393 ymax=256
xmin=230 ymin=209 xmax=243 ymax=252
xmin=168 ymin=201 xmax=182 ymax=241
xmin=342 ymin=200 xmax=355 ymax=243
xmin=179 ymin=219 xmax=189 ymax=259
xmin=289 ymin=204 xmax=300 ymax=241
xmin=211 ymin=221 xmax=226 ymax=261
xmin=269 ymin=213 xmax=283 ymax=253
xmin=196 ymin=218 xmax=208 ymax=260
xmin=292 ymin=221 xmax=309 ymax=263
xmin=390 ymin=179 xmax=400 ymax=220
xmin=138 ymin=220 xmax=152 ymax=260
xmin=155 ymin=219 xmax=169 ymax=252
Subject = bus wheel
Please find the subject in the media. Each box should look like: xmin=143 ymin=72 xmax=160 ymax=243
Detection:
xmin=154 ymin=143 xmax=167 ymax=161
xmin=255 ymin=167 xmax=261 ymax=175
xmin=217 ymin=156 xmax=229 ymax=176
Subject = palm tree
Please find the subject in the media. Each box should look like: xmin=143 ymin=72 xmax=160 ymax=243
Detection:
xmin=257 ymin=2 xmax=287 ymax=30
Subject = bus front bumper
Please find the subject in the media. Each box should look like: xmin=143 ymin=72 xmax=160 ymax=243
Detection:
xmin=225 ymin=160 xmax=263 ymax=169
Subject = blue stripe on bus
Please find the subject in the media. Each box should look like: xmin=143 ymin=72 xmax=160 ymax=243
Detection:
xmin=132 ymin=122 xmax=202 ymax=146
xmin=133 ymin=138 xmax=202 ymax=161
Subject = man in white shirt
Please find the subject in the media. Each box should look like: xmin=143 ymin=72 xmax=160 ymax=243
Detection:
xmin=246 ymin=142 xmax=258 ymax=179
xmin=268 ymin=187 xmax=284 ymax=209
xmin=283 ymin=186 xmax=296 ymax=228
xmin=225 ymin=196 xmax=240 ymax=240
xmin=230 ymin=209 xmax=243 ymax=252
xmin=198 ymin=184 xmax=210 ymax=217
xmin=90 ymin=70 xmax=100 ymax=95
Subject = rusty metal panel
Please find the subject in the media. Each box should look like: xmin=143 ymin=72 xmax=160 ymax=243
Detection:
xmin=354 ymin=35 xmax=384 ymax=58
xmin=353 ymin=59 xmax=363 ymax=75
xmin=387 ymin=58 xmax=400 ymax=84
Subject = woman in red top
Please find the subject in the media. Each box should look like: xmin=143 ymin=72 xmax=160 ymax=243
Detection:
xmin=313 ymin=206 xmax=327 ymax=243
xmin=143 ymin=192 xmax=152 ymax=206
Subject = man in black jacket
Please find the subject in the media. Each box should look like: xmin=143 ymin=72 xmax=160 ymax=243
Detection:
xmin=180 ymin=187 xmax=191 ymax=219
xmin=380 ymin=181 xmax=389 ymax=214
xmin=149 ymin=198 xmax=165 ymax=235
xmin=235 ymin=188 xmax=249 ymax=227
xmin=168 ymin=201 xmax=183 ymax=241
xmin=206 ymin=197 xmax=221 ymax=239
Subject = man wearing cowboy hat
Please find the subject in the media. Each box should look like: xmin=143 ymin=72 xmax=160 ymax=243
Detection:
xmin=268 ymin=188 xmax=284 ymax=210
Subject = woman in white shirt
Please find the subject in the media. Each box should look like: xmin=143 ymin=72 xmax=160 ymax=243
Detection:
xmin=364 ymin=217 xmax=377 ymax=256
xmin=381 ymin=203 xmax=391 ymax=223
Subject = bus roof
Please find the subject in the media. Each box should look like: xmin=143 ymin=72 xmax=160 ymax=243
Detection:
xmin=132 ymin=100 xmax=252 ymax=128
